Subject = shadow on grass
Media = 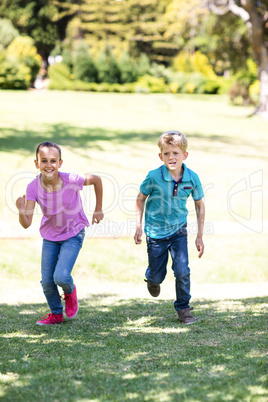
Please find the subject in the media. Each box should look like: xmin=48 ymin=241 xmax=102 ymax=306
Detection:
xmin=0 ymin=296 xmax=267 ymax=401
xmin=0 ymin=125 xmax=160 ymax=155
xmin=0 ymin=123 xmax=258 ymax=158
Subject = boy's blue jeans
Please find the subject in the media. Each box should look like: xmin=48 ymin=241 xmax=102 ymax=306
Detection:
xmin=145 ymin=224 xmax=191 ymax=312
xmin=40 ymin=228 xmax=85 ymax=315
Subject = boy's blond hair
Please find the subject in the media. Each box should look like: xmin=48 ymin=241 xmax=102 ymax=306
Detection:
xmin=158 ymin=130 xmax=188 ymax=153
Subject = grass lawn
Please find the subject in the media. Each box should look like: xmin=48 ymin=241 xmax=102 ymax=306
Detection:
xmin=0 ymin=90 xmax=267 ymax=401
xmin=1 ymin=295 xmax=267 ymax=401
xmin=1 ymin=90 xmax=268 ymax=229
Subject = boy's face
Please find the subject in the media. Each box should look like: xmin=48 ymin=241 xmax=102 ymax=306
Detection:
xmin=159 ymin=143 xmax=188 ymax=173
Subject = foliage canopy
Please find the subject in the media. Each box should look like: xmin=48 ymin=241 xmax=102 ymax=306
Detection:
xmin=0 ymin=0 xmax=253 ymax=73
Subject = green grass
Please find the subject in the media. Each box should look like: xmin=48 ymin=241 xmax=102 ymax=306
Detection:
xmin=1 ymin=90 xmax=268 ymax=226
xmin=0 ymin=90 xmax=268 ymax=401
xmin=0 ymin=296 xmax=267 ymax=401
xmin=0 ymin=238 xmax=267 ymax=401
xmin=1 ymin=235 xmax=268 ymax=286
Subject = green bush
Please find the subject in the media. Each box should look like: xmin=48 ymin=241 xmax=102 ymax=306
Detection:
xmin=0 ymin=35 xmax=42 ymax=89
xmin=135 ymin=75 xmax=167 ymax=93
xmin=228 ymin=59 xmax=258 ymax=106
xmin=47 ymin=61 xmax=230 ymax=96
xmin=249 ymin=80 xmax=260 ymax=104
xmin=167 ymin=73 xmax=206 ymax=94
xmin=235 ymin=59 xmax=258 ymax=86
xmin=95 ymin=47 xmax=121 ymax=84
xmin=73 ymin=40 xmax=98 ymax=83
xmin=166 ymin=72 xmax=228 ymax=95
xmin=72 ymin=81 xmax=99 ymax=91
xmin=118 ymin=51 xmax=137 ymax=83
xmin=136 ymin=53 xmax=151 ymax=77
xmin=216 ymin=77 xmax=234 ymax=94
xmin=47 ymin=57 xmax=229 ymax=96
xmin=47 ymin=63 xmax=136 ymax=93
xmin=150 ymin=63 xmax=170 ymax=83
xmin=229 ymin=80 xmax=253 ymax=106
xmin=61 ymin=47 xmax=73 ymax=71
xmin=47 ymin=63 xmax=74 ymax=90
xmin=119 ymin=83 xmax=135 ymax=93
xmin=167 ymin=72 xmax=188 ymax=92
xmin=97 ymin=82 xmax=114 ymax=92
xmin=203 ymin=79 xmax=221 ymax=94
xmin=0 ymin=57 xmax=29 ymax=89
xmin=173 ymin=51 xmax=216 ymax=79
xmin=185 ymin=73 xmax=206 ymax=94
xmin=51 ymin=45 xmax=140 ymax=85
xmin=7 ymin=36 xmax=42 ymax=85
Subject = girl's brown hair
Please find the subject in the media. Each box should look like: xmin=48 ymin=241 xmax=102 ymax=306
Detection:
xmin=36 ymin=142 xmax=62 ymax=160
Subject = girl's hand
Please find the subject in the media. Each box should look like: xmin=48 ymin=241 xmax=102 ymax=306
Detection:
xmin=92 ymin=210 xmax=104 ymax=224
xmin=16 ymin=195 xmax=26 ymax=212
xmin=16 ymin=197 xmax=35 ymax=229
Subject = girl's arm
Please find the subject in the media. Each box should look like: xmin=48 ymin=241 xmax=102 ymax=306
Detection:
xmin=84 ymin=174 xmax=104 ymax=224
xmin=16 ymin=196 xmax=36 ymax=229
xmin=134 ymin=192 xmax=147 ymax=244
xmin=194 ymin=198 xmax=205 ymax=258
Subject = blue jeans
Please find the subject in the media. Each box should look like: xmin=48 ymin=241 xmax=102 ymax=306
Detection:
xmin=41 ymin=228 xmax=85 ymax=314
xmin=145 ymin=224 xmax=190 ymax=311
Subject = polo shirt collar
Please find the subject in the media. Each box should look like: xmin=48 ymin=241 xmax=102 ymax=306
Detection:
xmin=161 ymin=163 xmax=190 ymax=182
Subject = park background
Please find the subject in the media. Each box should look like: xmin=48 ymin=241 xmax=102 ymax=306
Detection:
xmin=0 ymin=1 xmax=268 ymax=401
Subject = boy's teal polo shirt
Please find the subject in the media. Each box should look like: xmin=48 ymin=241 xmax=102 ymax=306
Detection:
xmin=140 ymin=163 xmax=204 ymax=239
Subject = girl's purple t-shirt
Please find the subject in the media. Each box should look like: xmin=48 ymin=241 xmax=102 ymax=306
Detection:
xmin=26 ymin=172 xmax=89 ymax=241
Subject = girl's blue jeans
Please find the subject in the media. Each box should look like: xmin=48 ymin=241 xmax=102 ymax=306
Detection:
xmin=41 ymin=228 xmax=85 ymax=315
xmin=145 ymin=224 xmax=190 ymax=312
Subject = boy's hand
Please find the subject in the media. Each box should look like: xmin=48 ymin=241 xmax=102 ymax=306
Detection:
xmin=92 ymin=210 xmax=104 ymax=224
xmin=195 ymin=236 xmax=204 ymax=258
xmin=16 ymin=195 xmax=26 ymax=212
xmin=134 ymin=227 xmax=143 ymax=244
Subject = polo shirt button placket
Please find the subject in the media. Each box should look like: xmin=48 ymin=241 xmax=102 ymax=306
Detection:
xmin=173 ymin=182 xmax=178 ymax=197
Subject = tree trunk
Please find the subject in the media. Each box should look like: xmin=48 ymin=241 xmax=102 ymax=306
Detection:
xmin=257 ymin=51 xmax=268 ymax=115
xmin=244 ymin=0 xmax=268 ymax=115
xmin=208 ymin=0 xmax=268 ymax=116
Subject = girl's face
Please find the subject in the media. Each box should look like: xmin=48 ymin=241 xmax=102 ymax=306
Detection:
xmin=35 ymin=146 xmax=63 ymax=181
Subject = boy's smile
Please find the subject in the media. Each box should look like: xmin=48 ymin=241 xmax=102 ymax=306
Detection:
xmin=159 ymin=144 xmax=188 ymax=178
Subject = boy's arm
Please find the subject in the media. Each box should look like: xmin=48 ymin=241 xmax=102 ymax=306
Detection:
xmin=16 ymin=196 xmax=35 ymax=229
xmin=134 ymin=192 xmax=147 ymax=244
xmin=84 ymin=174 xmax=104 ymax=224
xmin=194 ymin=198 xmax=205 ymax=258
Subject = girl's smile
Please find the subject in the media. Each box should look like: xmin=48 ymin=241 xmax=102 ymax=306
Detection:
xmin=35 ymin=146 xmax=63 ymax=187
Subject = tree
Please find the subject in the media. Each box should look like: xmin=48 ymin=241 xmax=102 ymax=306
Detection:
xmin=207 ymin=0 xmax=268 ymax=115
xmin=95 ymin=46 xmax=121 ymax=83
xmin=62 ymin=0 xmax=177 ymax=65
xmin=0 ymin=0 xmax=74 ymax=60
xmin=0 ymin=18 xmax=19 ymax=48
xmin=163 ymin=0 xmax=209 ymax=52
xmin=117 ymin=51 xmax=137 ymax=83
xmin=196 ymin=12 xmax=252 ymax=74
xmin=73 ymin=40 xmax=98 ymax=82
xmin=163 ymin=0 xmax=252 ymax=74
